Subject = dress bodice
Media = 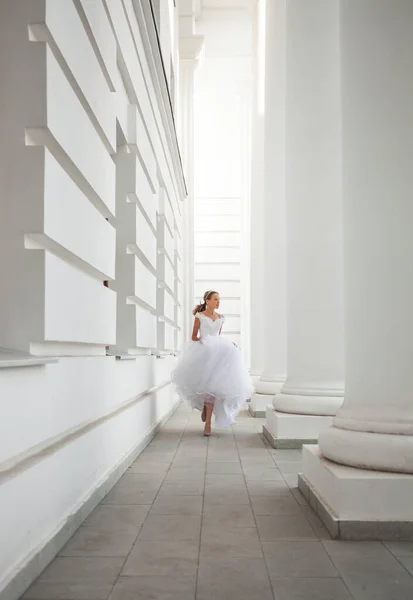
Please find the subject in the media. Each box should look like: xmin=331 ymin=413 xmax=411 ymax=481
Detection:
xmin=196 ymin=312 xmax=225 ymax=338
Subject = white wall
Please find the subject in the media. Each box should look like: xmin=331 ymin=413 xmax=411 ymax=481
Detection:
xmin=0 ymin=0 xmax=185 ymax=597
xmin=193 ymin=7 xmax=252 ymax=357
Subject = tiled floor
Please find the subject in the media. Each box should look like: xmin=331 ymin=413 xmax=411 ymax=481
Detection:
xmin=23 ymin=404 xmax=413 ymax=600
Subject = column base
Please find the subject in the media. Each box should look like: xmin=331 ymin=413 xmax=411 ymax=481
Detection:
xmin=263 ymin=406 xmax=333 ymax=448
xmin=249 ymin=393 xmax=274 ymax=417
xmin=299 ymin=445 xmax=413 ymax=540
xmin=249 ymin=377 xmax=285 ymax=417
xmin=274 ymin=392 xmax=343 ymax=416
xmin=319 ymin=425 xmax=413 ymax=473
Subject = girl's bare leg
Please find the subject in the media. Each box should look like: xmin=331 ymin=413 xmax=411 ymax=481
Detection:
xmin=201 ymin=404 xmax=207 ymax=422
xmin=204 ymin=402 xmax=213 ymax=436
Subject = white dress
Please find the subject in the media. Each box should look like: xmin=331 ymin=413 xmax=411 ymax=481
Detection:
xmin=172 ymin=312 xmax=254 ymax=428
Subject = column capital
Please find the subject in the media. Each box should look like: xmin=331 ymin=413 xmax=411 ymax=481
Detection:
xmin=179 ymin=34 xmax=204 ymax=64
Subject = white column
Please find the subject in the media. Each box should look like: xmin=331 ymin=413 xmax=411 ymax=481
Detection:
xmin=249 ymin=0 xmax=265 ymax=381
xmin=301 ymin=0 xmax=413 ymax=538
xmin=236 ymin=78 xmax=252 ymax=368
xmin=249 ymin=0 xmax=287 ymax=417
xmin=264 ymin=0 xmax=344 ymax=445
xmin=178 ymin=11 xmax=204 ymax=342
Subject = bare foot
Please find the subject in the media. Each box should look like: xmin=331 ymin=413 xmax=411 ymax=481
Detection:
xmin=204 ymin=425 xmax=211 ymax=437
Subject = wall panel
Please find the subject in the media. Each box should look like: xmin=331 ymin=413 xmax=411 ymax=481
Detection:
xmin=134 ymin=257 xmax=157 ymax=309
xmin=135 ymin=206 xmax=157 ymax=269
xmin=46 ymin=49 xmax=115 ymax=215
xmin=46 ymin=0 xmax=116 ymax=150
xmin=135 ymin=306 xmax=157 ymax=348
xmin=44 ymin=253 xmax=116 ymax=345
xmin=43 ymin=151 xmax=115 ymax=279
xmin=78 ymin=0 xmax=117 ymax=89
xmin=164 ymin=290 xmax=175 ymax=322
xmin=0 ymin=1 xmax=186 ymax=593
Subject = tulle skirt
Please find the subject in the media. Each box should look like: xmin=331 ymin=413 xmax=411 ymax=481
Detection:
xmin=172 ymin=336 xmax=254 ymax=428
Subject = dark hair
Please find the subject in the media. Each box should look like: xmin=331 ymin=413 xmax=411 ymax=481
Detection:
xmin=193 ymin=290 xmax=219 ymax=315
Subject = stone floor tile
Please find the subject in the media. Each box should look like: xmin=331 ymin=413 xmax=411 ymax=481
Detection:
xmin=300 ymin=505 xmax=331 ymax=540
xmin=139 ymin=450 xmax=176 ymax=461
xmin=200 ymin=527 xmax=263 ymax=559
xmin=173 ymin=452 xmax=207 ymax=462
xmin=282 ymin=473 xmax=299 ymax=488
xmin=322 ymin=541 xmax=391 ymax=560
xmin=150 ymin=494 xmax=203 ymax=515
xmin=204 ymin=483 xmax=247 ymax=496
xmin=164 ymin=467 xmax=205 ymax=481
xmin=204 ymin=488 xmax=250 ymax=506
xmin=237 ymin=449 xmax=273 ymax=460
xmin=206 ymin=454 xmax=240 ymax=463
xmin=102 ymin=484 xmax=158 ymax=505
xmin=82 ymin=505 xmax=150 ymax=533
xmin=243 ymin=466 xmax=284 ymax=481
xmin=236 ymin=440 xmax=268 ymax=450
xmin=37 ymin=557 xmax=124 ymax=582
xmin=384 ymin=542 xmax=413 ymax=557
xmin=196 ymin=557 xmax=273 ymax=600
xmin=207 ymin=452 xmax=240 ymax=463
xmin=59 ymin=529 xmax=137 ymax=557
xmin=290 ymin=487 xmax=309 ymax=506
xmin=262 ymin=541 xmax=339 ymax=577
xmin=172 ymin=457 xmax=206 ymax=468
xmin=23 ymin=557 xmax=124 ymax=599
xmin=246 ymin=479 xmax=290 ymax=497
xmin=132 ymin=453 xmax=173 ymax=465
xmin=159 ymin=479 xmax=204 ymax=496
xmin=144 ymin=443 xmax=179 ymax=453
xmin=208 ymin=435 xmax=236 ymax=445
xmin=206 ymin=461 xmax=242 ymax=473
xmin=399 ymin=557 xmax=413 ymax=576
xmin=202 ymin=503 xmax=256 ymax=528
xmin=127 ymin=461 xmax=170 ymax=474
xmin=205 ymin=473 xmax=245 ymax=486
xmin=116 ymin=472 xmax=165 ymax=487
xmin=276 ymin=461 xmax=303 ymax=474
xmin=330 ymin=554 xmax=413 ymax=600
xmin=270 ymin=449 xmax=302 ymax=461
xmin=250 ymin=495 xmax=301 ymax=516
xmin=272 ymin=578 xmax=352 ymax=600
xmin=121 ymin=540 xmax=199 ymax=577
xmin=138 ymin=514 xmax=201 ymax=541
xmin=256 ymin=514 xmax=318 ymax=541
xmin=108 ymin=575 xmax=196 ymax=600
xmin=23 ymin=581 xmax=114 ymax=600
xmin=241 ymin=456 xmax=276 ymax=467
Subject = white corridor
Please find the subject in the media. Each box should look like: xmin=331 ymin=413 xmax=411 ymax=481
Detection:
xmin=22 ymin=404 xmax=413 ymax=600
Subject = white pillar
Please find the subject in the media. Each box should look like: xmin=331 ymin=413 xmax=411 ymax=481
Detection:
xmin=301 ymin=0 xmax=413 ymax=539
xmin=264 ymin=0 xmax=344 ymax=445
xmin=249 ymin=0 xmax=265 ymax=382
xmin=178 ymin=6 xmax=204 ymax=342
xmin=249 ymin=0 xmax=287 ymax=417
xmin=236 ymin=78 xmax=252 ymax=368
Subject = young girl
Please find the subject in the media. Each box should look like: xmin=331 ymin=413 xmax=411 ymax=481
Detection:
xmin=172 ymin=290 xmax=254 ymax=436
